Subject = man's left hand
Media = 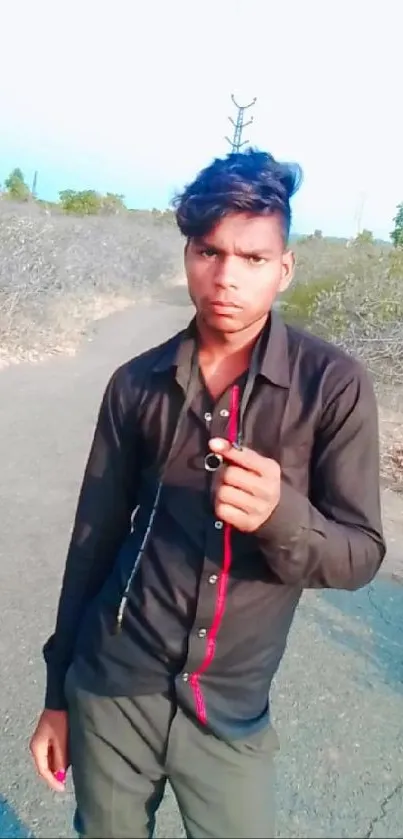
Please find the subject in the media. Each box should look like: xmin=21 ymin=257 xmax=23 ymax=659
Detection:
xmin=209 ymin=438 xmax=281 ymax=532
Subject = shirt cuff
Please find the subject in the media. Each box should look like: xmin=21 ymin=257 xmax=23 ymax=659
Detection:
xmin=44 ymin=668 xmax=69 ymax=710
xmin=43 ymin=636 xmax=69 ymax=710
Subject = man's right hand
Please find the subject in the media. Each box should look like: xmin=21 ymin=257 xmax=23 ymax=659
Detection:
xmin=29 ymin=709 xmax=70 ymax=792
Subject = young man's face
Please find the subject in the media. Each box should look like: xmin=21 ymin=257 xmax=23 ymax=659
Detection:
xmin=184 ymin=212 xmax=295 ymax=335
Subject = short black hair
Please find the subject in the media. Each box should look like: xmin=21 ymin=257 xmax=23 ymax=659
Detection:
xmin=173 ymin=148 xmax=303 ymax=244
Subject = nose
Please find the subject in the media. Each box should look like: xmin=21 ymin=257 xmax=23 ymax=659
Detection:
xmin=213 ymin=256 xmax=237 ymax=290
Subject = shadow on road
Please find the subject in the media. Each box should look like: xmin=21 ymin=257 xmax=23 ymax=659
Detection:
xmin=0 ymin=796 xmax=33 ymax=838
xmin=307 ymin=576 xmax=403 ymax=694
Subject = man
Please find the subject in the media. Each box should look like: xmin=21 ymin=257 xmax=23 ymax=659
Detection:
xmin=30 ymin=149 xmax=385 ymax=838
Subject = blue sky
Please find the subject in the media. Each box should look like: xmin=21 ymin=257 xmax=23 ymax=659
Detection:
xmin=0 ymin=0 xmax=401 ymax=239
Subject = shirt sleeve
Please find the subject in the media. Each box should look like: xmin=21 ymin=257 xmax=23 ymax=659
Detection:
xmin=43 ymin=365 xmax=139 ymax=709
xmin=255 ymin=361 xmax=386 ymax=589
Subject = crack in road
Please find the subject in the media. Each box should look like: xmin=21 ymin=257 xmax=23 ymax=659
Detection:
xmin=364 ymin=780 xmax=403 ymax=838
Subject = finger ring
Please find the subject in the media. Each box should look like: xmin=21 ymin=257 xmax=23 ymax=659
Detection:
xmin=204 ymin=452 xmax=223 ymax=472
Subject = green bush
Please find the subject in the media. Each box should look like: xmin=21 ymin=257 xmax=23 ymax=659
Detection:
xmin=59 ymin=189 xmax=103 ymax=215
xmin=281 ymin=277 xmax=337 ymax=328
xmin=4 ymin=168 xmax=31 ymax=201
xmin=281 ymin=240 xmax=403 ymax=389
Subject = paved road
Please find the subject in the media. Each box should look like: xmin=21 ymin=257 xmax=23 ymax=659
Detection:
xmin=1 ymin=301 xmax=402 ymax=839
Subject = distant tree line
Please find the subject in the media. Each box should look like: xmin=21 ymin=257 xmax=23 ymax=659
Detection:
xmin=0 ymin=167 xmax=176 ymax=223
xmin=1 ymin=167 xmax=403 ymax=245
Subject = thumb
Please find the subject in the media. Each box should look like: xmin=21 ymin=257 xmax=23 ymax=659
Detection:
xmin=31 ymin=735 xmax=66 ymax=793
xmin=209 ymin=437 xmax=232 ymax=453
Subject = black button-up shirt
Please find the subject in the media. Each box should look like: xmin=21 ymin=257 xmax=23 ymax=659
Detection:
xmin=44 ymin=313 xmax=385 ymax=738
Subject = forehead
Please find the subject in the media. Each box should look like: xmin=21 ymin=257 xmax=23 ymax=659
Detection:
xmin=201 ymin=212 xmax=284 ymax=253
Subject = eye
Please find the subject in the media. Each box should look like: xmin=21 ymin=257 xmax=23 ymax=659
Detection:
xmin=200 ymin=247 xmax=217 ymax=259
xmin=247 ymin=255 xmax=266 ymax=266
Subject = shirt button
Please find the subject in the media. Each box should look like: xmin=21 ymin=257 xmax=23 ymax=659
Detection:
xmin=208 ymin=574 xmax=218 ymax=584
xmin=214 ymin=520 xmax=223 ymax=530
xmin=204 ymin=412 xmax=212 ymax=423
xmin=182 ymin=672 xmax=189 ymax=682
xmin=198 ymin=628 xmax=207 ymax=638
xmin=220 ymin=408 xmax=229 ymax=417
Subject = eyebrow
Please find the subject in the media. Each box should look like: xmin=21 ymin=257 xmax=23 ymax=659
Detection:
xmin=195 ymin=239 xmax=274 ymax=258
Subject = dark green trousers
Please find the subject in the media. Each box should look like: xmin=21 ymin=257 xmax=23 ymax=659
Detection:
xmin=65 ymin=666 xmax=279 ymax=839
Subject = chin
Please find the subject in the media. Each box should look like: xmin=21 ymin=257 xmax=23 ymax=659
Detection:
xmin=205 ymin=314 xmax=244 ymax=332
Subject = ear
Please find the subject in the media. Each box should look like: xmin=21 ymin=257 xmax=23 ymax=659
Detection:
xmin=183 ymin=240 xmax=189 ymax=269
xmin=278 ymin=249 xmax=295 ymax=293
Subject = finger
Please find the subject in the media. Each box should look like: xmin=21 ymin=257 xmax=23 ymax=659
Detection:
xmin=31 ymin=738 xmax=66 ymax=793
xmin=216 ymin=484 xmax=259 ymax=515
xmin=214 ymin=502 xmax=250 ymax=531
xmin=209 ymin=438 xmax=267 ymax=475
xmin=50 ymin=726 xmax=69 ymax=773
xmin=221 ymin=465 xmax=265 ymax=496
xmin=209 ymin=438 xmax=232 ymax=454
xmin=50 ymin=737 xmax=69 ymax=780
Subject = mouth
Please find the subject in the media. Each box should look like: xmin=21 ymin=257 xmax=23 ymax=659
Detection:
xmin=208 ymin=301 xmax=241 ymax=314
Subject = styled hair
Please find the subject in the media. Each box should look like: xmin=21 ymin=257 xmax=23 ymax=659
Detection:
xmin=173 ymin=148 xmax=303 ymax=244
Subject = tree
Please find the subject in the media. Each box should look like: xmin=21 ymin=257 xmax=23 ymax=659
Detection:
xmin=391 ymin=202 xmax=403 ymax=248
xmin=100 ymin=192 xmax=126 ymax=214
xmin=4 ymin=168 xmax=31 ymax=201
xmin=59 ymin=189 xmax=102 ymax=215
xmin=59 ymin=189 xmax=128 ymax=215
xmin=355 ymin=229 xmax=374 ymax=245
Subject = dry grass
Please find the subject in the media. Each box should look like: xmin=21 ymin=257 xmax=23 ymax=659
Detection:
xmin=0 ymin=200 xmax=183 ymax=365
xmin=284 ymin=237 xmax=403 ymax=487
xmin=377 ymin=405 xmax=403 ymax=491
xmin=286 ymin=237 xmax=403 ymax=388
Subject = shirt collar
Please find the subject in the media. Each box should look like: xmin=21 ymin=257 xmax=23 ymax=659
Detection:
xmin=258 ymin=309 xmax=290 ymax=388
xmin=152 ymin=309 xmax=290 ymax=390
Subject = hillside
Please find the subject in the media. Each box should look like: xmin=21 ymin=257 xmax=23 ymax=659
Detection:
xmin=0 ymin=200 xmax=183 ymax=365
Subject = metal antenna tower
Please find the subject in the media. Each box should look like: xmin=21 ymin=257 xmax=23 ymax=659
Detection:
xmin=225 ymin=94 xmax=257 ymax=152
